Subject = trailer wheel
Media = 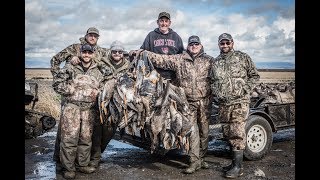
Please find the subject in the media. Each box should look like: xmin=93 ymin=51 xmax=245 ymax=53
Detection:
xmin=41 ymin=116 xmax=56 ymax=130
xmin=244 ymin=115 xmax=272 ymax=160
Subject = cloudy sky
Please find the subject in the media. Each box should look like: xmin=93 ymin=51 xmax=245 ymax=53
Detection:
xmin=25 ymin=0 xmax=295 ymax=68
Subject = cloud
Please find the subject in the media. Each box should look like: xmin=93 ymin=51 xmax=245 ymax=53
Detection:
xmin=25 ymin=0 xmax=295 ymax=68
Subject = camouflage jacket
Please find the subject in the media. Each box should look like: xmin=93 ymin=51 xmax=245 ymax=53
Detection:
xmin=210 ymin=50 xmax=260 ymax=105
xmin=97 ymin=53 xmax=131 ymax=83
xmin=52 ymin=62 xmax=104 ymax=106
xmin=144 ymin=50 xmax=214 ymax=101
xmin=50 ymin=37 xmax=108 ymax=77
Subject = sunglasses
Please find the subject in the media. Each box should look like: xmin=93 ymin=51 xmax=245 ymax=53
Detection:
xmin=111 ymin=50 xmax=123 ymax=54
xmin=189 ymin=42 xmax=200 ymax=46
xmin=219 ymin=41 xmax=232 ymax=46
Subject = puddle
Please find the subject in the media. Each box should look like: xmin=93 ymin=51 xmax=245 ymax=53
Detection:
xmin=25 ymin=161 xmax=56 ymax=180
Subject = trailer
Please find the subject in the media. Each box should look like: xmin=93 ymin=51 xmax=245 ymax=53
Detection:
xmin=112 ymin=96 xmax=295 ymax=160
xmin=25 ymin=81 xmax=56 ymax=139
xmin=209 ymin=97 xmax=295 ymax=160
xmin=101 ymin=52 xmax=295 ymax=160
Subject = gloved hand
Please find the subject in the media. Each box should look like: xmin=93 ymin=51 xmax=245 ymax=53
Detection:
xmin=129 ymin=49 xmax=144 ymax=57
xmin=129 ymin=50 xmax=137 ymax=57
xmin=136 ymin=49 xmax=145 ymax=56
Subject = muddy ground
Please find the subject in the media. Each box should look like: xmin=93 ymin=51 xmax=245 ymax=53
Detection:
xmin=25 ymin=124 xmax=295 ymax=180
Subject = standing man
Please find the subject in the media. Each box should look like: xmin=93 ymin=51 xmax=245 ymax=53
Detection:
xmin=210 ymin=33 xmax=260 ymax=178
xmin=51 ymin=27 xmax=108 ymax=170
xmin=50 ymin=27 xmax=108 ymax=77
xmin=136 ymin=35 xmax=214 ymax=174
xmin=52 ymin=44 xmax=104 ymax=179
xmin=89 ymin=40 xmax=131 ymax=168
xmin=131 ymin=11 xmax=184 ymax=84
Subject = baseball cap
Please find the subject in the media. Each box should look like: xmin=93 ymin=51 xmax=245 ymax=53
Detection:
xmin=86 ymin=27 xmax=99 ymax=36
xmin=81 ymin=44 xmax=94 ymax=52
xmin=188 ymin=35 xmax=201 ymax=45
xmin=110 ymin=40 xmax=125 ymax=51
xmin=158 ymin=12 xmax=170 ymax=19
xmin=218 ymin=33 xmax=233 ymax=42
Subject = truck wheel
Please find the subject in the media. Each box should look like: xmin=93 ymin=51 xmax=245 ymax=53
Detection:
xmin=244 ymin=115 xmax=272 ymax=160
xmin=41 ymin=116 xmax=56 ymax=130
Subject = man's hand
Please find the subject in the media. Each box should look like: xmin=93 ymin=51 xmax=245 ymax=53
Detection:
xmin=129 ymin=50 xmax=137 ymax=57
xmin=70 ymin=56 xmax=80 ymax=65
xmin=136 ymin=49 xmax=145 ymax=56
xmin=129 ymin=49 xmax=144 ymax=57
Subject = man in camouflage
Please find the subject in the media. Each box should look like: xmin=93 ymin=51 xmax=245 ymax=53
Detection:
xmin=51 ymin=27 xmax=108 ymax=170
xmin=210 ymin=33 xmax=260 ymax=178
xmin=89 ymin=40 xmax=131 ymax=168
xmin=136 ymin=35 xmax=214 ymax=174
xmin=50 ymin=27 xmax=108 ymax=77
xmin=52 ymin=44 xmax=104 ymax=179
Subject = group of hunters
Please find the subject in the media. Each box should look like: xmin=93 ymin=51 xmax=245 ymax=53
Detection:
xmin=50 ymin=11 xmax=260 ymax=179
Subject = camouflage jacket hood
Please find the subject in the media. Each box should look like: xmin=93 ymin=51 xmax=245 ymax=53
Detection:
xmin=145 ymin=50 xmax=214 ymax=101
xmin=210 ymin=50 xmax=260 ymax=105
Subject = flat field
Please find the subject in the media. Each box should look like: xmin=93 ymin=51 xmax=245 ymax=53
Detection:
xmin=25 ymin=68 xmax=295 ymax=84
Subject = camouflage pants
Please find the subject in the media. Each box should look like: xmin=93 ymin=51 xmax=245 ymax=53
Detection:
xmin=188 ymin=123 xmax=200 ymax=163
xmin=59 ymin=103 xmax=96 ymax=172
xmin=90 ymin=118 xmax=117 ymax=164
xmin=53 ymin=98 xmax=66 ymax=163
xmin=188 ymin=97 xmax=211 ymax=159
xmin=218 ymin=103 xmax=249 ymax=150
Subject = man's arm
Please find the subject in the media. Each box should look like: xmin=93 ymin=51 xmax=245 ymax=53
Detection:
xmin=176 ymin=35 xmax=184 ymax=54
xmin=50 ymin=43 xmax=80 ymax=77
xmin=244 ymin=53 xmax=260 ymax=93
xmin=142 ymin=50 xmax=181 ymax=71
xmin=140 ymin=32 xmax=152 ymax=51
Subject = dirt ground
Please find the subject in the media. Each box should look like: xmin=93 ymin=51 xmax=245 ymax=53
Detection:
xmin=25 ymin=124 xmax=295 ymax=180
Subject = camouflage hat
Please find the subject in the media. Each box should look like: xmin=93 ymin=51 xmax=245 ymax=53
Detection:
xmin=188 ymin=35 xmax=201 ymax=45
xmin=110 ymin=40 xmax=125 ymax=51
xmin=218 ymin=33 xmax=233 ymax=42
xmin=86 ymin=27 xmax=99 ymax=36
xmin=158 ymin=12 xmax=170 ymax=19
xmin=81 ymin=44 xmax=94 ymax=52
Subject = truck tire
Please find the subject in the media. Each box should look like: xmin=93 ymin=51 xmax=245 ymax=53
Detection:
xmin=41 ymin=116 xmax=56 ymax=130
xmin=244 ymin=115 xmax=272 ymax=160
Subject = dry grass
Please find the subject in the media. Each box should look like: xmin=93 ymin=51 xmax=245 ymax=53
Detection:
xmin=25 ymin=69 xmax=53 ymax=80
xmin=25 ymin=80 xmax=61 ymax=120
xmin=258 ymin=71 xmax=295 ymax=83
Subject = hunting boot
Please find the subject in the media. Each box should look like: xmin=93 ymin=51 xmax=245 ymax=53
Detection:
xmin=184 ymin=160 xmax=201 ymax=174
xmin=225 ymin=150 xmax=244 ymax=178
xmin=201 ymin=159 xmax=210 ymax=169
xmin=78 ymin=166 xmax=96 ymax=174
xmin=63 ymin=171 xmax=76 ymax=179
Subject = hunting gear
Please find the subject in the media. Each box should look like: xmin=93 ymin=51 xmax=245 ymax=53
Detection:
xmin=135 ymin=35 xmax=215 ymax=174
xmin=89 ymin=40 xmax=131 ymax=168
xmin=52 ymin=44 xmax=104 ymax=179
xmin=210 ymin=33 xmax=260 ymax=178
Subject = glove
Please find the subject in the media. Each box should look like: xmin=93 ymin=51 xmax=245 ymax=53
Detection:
xmin=129 ymin=49 xmax=144 ymax=57
xmin=129 ymin=50 xmax=137 ymax=57
xmin=136 ymin=49 xmax=145 ymax=56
